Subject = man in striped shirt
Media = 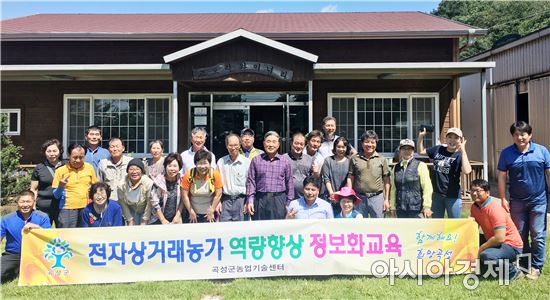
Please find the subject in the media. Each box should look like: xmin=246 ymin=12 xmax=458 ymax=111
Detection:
xmin=246 ymin=131 xmax=293 ymax=220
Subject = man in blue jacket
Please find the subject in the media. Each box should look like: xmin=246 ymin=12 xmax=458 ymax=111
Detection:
xmin=498 ymin=121 xmax=550 ymax=280
xmin=1 ymin=190 xmax=51 ymax=283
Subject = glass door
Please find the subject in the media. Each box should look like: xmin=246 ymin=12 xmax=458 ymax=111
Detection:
xmin=190 ymin=93 xmax=309 ymax=159
xmin=249 ymin=105 xmax=285 ymax=153
xmin=211 ymin=106 xmax=249 ymax=158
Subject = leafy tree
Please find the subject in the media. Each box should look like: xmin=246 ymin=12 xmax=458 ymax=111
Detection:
xmin=432 ymin=1 xmax=550 ymax=60
xmin=1 ymin=114 xmax=30 ymax=204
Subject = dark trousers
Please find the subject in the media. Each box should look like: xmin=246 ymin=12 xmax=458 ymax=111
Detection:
xmin=195 ymin=213 xmax=211 ymax=223
xmin=181 ymin=209 xmax=190 ymax=223
xmin=57 ymin=208 xmax=82 ymax=228
xmin=356 ymin=193 xmax=384 ymax=218
xmin=181 ymin=210 xmax=209 ymax=223
xmin=479 ymin=243 xmax=522 ymax=280
xmin=220 ymin=195 xmax=245 ymax=222
xmin=331 ymin=202 xmax=342 ymax=217
xmin=396 ymin=209 xmax=422 ymax=218
xmin=1 ymin=252 xmax=21 ymax=283
xmin=36 ymin=198 xmax=59 ymax=226
xmin=254 ymin=192 xmax=287 ymax=220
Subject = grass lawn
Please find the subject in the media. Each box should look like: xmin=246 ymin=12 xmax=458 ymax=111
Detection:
xmin=2 ymin=269 xmax=549 ymax=299
xmin=2 ymin=240 xmax=549 ymax=299
xmin=1 ymin=205 xmax=547 ymax=299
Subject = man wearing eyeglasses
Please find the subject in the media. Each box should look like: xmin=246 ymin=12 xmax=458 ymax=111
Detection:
xmin=470 ymin=179 xmax=524 ymax=281
xmin=216 ymin=133 xmax=251 ymax=222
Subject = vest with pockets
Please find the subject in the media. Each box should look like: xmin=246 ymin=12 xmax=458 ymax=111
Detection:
xmin=394 ymin=159 xmax=423 ymax=211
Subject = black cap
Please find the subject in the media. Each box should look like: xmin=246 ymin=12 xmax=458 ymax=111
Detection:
xmin=127 ymin=158 xmax=145 ymax=173
xmin=240 ymin=128 xmax=254 ymax=136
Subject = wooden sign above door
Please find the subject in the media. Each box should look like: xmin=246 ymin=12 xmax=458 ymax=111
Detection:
xmin=192 ymin=61 xmax=293 ymax=82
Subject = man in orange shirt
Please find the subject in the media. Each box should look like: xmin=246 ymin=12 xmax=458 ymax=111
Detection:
xmin=470 ymin=179 xmax=524 ymax=281
xmin=52 ymin=143 xmax=97 ymax=228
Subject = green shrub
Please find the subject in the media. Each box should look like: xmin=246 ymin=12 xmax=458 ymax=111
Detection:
xmin=1 ymin=114 xmax=28 ymax=204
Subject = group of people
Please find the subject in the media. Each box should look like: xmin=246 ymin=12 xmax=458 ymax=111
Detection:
xmin=2 ymin=118 xmax=549 ymax=283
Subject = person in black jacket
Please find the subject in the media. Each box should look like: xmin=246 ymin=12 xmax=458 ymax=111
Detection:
xmin=29 ymin=138 xmax=65 ymax=225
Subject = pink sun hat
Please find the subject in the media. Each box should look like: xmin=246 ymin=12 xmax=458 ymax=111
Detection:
xmin=333 ymin=187 xmax=361 ymax=206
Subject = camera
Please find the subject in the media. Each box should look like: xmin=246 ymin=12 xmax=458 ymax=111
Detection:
xmin=419 ymin=124 xmax=434 ymax=133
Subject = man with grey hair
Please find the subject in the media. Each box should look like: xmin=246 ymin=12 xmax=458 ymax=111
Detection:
xmin=181 ymin=127 xmax=216 ymax=173
xmin=98 ymin=137 xmax=132 ymax=201
xmin=284 ymin=132 xmax=314 ymax=199
xmin=319 ymin=116 xmax=356 ymax=158
xmin=216 ymin=133 xmax=251 ymax=222
xmin=347 ymin=130 xmax=390 ymax=218
xmin=246 ymin=131 xmax=293 ymax=220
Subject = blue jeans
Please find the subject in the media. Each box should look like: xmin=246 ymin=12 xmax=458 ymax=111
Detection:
xmin=510 ymin=200 xmax=547 ymax=270
xmin=128 ymin=211 xmax=144 ymax=225
xmin=431 ymin=193 xmax=462 ymax=218
xmin=479 ymin=243 xmax=522 ymax=280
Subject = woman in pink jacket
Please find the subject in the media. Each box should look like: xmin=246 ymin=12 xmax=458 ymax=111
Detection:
xmin=150 ymin=153 xmax=184 ymax=224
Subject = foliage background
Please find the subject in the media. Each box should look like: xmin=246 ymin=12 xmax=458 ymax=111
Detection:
xmin=432 ymin=0 xmax=550 ymax=60
xmin=0 ymin=115 xmax=31 ymax=205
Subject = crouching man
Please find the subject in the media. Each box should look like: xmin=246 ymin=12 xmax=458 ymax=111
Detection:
xmin=286 ymin=176 xmax=334 ymax=220
xmin=470 ymin=179 xmax=524 ymax=281
xmin=1 ymin=190 xmax=51 ymax=283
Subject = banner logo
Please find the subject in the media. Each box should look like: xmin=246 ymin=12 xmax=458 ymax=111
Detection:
xmin=43 ymin=237 xmax=73 ymax=270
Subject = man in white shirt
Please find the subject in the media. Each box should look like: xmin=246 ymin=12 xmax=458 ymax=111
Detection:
xmin=217 ymin=133 xmax=251 ymax=222
xmin=181 ymin=127 xmax=216 ymax=173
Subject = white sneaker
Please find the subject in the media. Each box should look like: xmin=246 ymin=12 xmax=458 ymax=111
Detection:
xmin=525 ymin=268 xmax=541 ymax=280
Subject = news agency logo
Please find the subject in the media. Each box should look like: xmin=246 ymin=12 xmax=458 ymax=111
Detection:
xmin=371 ymin=254 xmax=531 ymax=289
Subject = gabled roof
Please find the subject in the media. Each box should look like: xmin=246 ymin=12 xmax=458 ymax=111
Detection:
xmin=0 ymin=12 xmax=485 ymax=41
xmin=164 ymin=29 xmax=318 ymax=63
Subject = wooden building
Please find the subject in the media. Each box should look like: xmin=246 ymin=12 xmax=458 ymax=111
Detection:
xmin=1 ymin=12 xmax=493 ymax=164
xmin=461 ymin=26 xmax=550 ymax=180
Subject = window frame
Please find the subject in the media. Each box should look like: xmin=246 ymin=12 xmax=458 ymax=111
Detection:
xmin=328 ymin=92 xmax=440 ymax=156
xmin=0 ymin=108 xmax=22 ymax=136
xmin=63 ymin=94 xmax=172 ymax=158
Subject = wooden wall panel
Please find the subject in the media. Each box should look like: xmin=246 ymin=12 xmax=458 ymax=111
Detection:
xmin=490 ymin=84 xmax=516 ymax=178
xmin=2 ymin=38 xmax=455 ymax=65
xmin=1 ymin=81 xmax=172 ymax=164
xmin=528 ymin=76 xmax=550 ymax=149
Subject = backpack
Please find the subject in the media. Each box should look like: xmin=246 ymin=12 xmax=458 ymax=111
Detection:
xmin=188 ymin=167 xmax=216 ymax=193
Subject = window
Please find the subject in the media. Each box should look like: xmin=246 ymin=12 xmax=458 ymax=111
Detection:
xmin=190 ymin=92 xmax=307 ymax=103
xmin=329 ymin=93 xmax=438 ymax=154
xmin=0 ymin=109 xmax=21 ymax=135
xmin=64 ymin=95 xmax=171 ymax=155
xmin=516 ymin=92 xmax=529 ymax=123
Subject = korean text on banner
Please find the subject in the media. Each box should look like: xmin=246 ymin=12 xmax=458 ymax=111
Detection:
xmin=19 ymin=218 xmax=478 ymax=286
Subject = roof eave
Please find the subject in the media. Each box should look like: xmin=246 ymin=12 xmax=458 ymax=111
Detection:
xmin=465 ymin=26 xmax=550 ymax=62
xmin=313 ymin=62 xmax=495 ymax=79
xmin=0 ymin=29 xmax=487 ymax=41
xmin=0 ymin=63 xmax=172 ymax=81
